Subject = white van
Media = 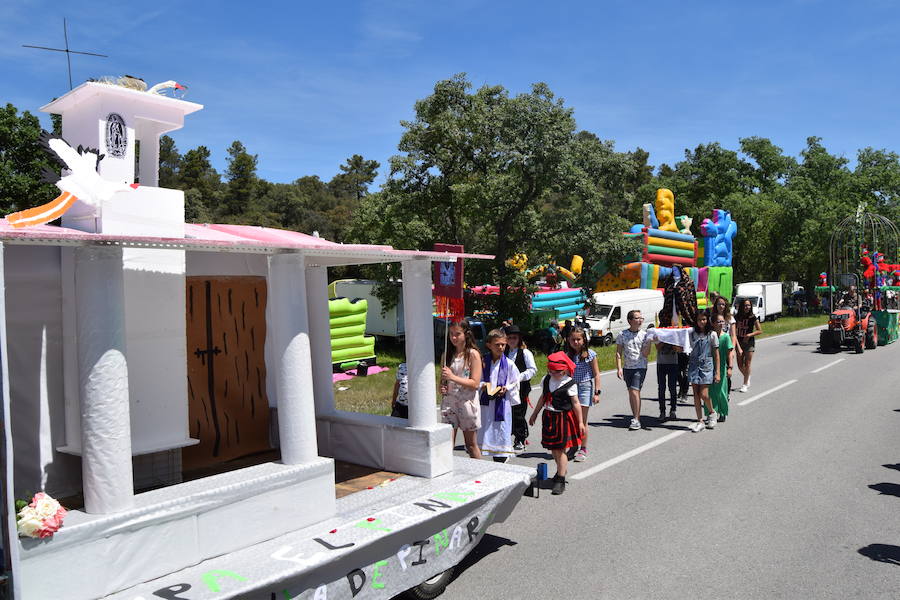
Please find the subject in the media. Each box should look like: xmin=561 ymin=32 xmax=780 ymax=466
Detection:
xmin=585 ymin=288 xmax=665 ymax=345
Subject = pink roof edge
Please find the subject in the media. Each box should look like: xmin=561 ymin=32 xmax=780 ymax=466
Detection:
xmin=0 ymin=221 xmax=493 ymax=260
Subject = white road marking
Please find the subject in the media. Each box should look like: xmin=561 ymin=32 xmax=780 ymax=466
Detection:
xmin=810 ymin=358 xmax=844 ymax=374
xmin=569 ymin=431 xmax=686 ymax=480
xmin=736 ymin=379 xmax=798 ymax=406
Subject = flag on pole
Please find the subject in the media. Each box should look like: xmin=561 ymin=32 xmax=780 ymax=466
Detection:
xmin=433 ymin=243 xmax=465 ymax=321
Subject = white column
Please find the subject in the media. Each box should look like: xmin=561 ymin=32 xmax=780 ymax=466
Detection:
xmin=402 ymin=259 xmax=437 ymax=428
xmin=269 ymin=253 xmax=318 ymax=464
xmin=305 ymin=266 xmax=335 ymax=416
xmin=138 ymin=133 xmax=160 ymax=187
xmin=75 ymin=246 xmax=134 ymax=514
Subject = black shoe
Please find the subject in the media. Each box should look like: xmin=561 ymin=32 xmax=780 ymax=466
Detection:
xmin=658 ymin=408 xmax=667 ymax=421
xmin=566 ymin=447 xmax=577 ymax=460
xmin=551 ymin=475 xmax=566 ymax=495
xmin=718 ymin=414 xmax=726 ymax=422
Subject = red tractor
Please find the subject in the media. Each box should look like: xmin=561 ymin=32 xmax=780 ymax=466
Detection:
xmin=819 ymin=305 xmax=877 ymax=353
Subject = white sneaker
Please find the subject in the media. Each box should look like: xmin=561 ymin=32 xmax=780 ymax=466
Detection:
xmin=690 ymin=421 xmax=704 ymax=433
xmin=706 ymin=413 xmax=717 ymax=429
xmin=629 ymin=418 xmax=641 ymax=430
xmin=739 ymin=384 xmax=748 ymax=393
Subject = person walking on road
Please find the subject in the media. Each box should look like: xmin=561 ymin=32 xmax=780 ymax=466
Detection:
xmin=615 ymin=310 xmax=652 ymax=431
xmin=529 ymin=352 xmax=583 ymax=495
xmin=440 ymin=320 xmax=483 ymax=459
xmin=477 ymin=329 xmax=521 ymax=463
xmin=711 ymin=295 xmax=738 ymax=392
xmin=688 ymin=311 xmax=720 ymax=432
xmin=735 ymin=298 xmax=762 ymax=392
xmin=709 ymin=315 xmax=734 ymax=422
xmin=655 ymin=341 xmax=680 ymax=421
xmin=564 ymin=328 xmax=600 ymax=461
xmin=504 ymin=325 xmax=536 ymax=453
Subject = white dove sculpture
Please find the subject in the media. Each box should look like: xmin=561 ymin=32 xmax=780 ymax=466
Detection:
xmin=6 ymin=134 xmax=138 ymax=228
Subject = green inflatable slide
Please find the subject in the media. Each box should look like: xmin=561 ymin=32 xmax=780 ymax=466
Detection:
xmin=329 ymin=297 xmax=376 ymax=369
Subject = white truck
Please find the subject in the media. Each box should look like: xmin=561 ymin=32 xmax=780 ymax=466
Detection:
xmin=584 ymin=289 xmax=665 ymax=345
xmin=733 ymin=282 xmax=783 ymax=322
xmin=331 ymin=279 xmax=405 ymax=339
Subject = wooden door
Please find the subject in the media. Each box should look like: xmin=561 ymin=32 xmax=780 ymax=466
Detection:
xmin=183 ymin=276 xmax=270 ymax=471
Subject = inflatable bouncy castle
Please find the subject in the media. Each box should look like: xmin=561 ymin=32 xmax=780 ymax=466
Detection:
xmin=593 ymin=189 xmax=737 ymax=307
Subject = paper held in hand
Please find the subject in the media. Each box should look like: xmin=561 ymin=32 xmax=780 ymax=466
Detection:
xmin=485 ymin=383 xmax=500 ymax=396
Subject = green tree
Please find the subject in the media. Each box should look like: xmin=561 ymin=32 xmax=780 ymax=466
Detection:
xmin=158 ymin=135 xmax=181 ymax=189
xmin=0 ymin=104 xmax=60 ymax=214
xmin=223 ymin=141 xmax=258 ymax=217
xmin=179 ymin=145 xmax=220 ymax=222
xmin=853 ymin=147 xmax=900 ymax=219
xmin=350 ymin=74 xmax=638 ymax=316
xmin=329 ymin=154 xmax=380 ymax=202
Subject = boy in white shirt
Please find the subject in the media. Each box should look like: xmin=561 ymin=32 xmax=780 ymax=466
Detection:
xmin=615 ymin=310 xmax=652 ymax=430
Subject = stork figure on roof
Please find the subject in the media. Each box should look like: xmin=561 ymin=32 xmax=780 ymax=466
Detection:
xmin=5 ymin=131 xmax=138 ymax=228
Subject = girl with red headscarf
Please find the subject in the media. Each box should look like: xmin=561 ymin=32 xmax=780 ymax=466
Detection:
xmin=529 ymin=352 xmax=584 ymax=495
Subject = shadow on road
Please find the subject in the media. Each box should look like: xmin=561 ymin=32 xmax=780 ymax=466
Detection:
xmin=883 ymin=463 xmax=900 ymax=472
xmin=869 ymin=482 xmax=900 ymax=498
xmin=789 ymin=341 xmax=820 ymax=348
xmin=450 ymin=533 xmax=517 ymax=583
xmin=518 ymin=451 xmax=552 ymax=460
xmin=858 ymin=543 xmax=900 ymax=566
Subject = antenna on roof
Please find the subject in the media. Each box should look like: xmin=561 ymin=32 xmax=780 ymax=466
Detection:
xmin=23 ymin=18 xmax=108 ymax=90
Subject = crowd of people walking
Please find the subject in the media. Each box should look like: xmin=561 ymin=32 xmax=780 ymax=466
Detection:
xmin=390 ymin=299 xmax=765 ymax=496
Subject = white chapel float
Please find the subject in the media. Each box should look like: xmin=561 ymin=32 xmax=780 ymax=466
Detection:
xmin=0 ymin=82 xmax=532 ymax=599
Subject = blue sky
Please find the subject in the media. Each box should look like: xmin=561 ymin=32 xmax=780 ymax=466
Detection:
xmin=2 ymin=1 xmax=900 ymax=185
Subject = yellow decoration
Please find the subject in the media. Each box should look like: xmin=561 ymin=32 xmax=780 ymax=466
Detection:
xmin=506 ymin=253 xmax=528 ymax=272
xmin=570 ymin=255 xmax=583 ymax=276
xmin=656 ymin=188 xmax=677 ymax=232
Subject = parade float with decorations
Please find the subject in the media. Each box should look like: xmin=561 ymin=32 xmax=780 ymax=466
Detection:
xmin=818 ymin=209 xmax=900 ymax=351
xmin=592 ymin=188 xmax=737 ymax=312
xmin=0 ymin=80 xmax=532 ymax=600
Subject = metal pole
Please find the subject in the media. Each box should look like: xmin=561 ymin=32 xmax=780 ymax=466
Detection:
xmin=63 ymin=18 xmax=72 ymax=90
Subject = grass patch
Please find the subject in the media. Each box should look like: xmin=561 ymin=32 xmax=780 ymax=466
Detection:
xmin=332 ymin=314 xmax=828 ymax=415
xmin=332 ymin=342 xmax=404 ymax=416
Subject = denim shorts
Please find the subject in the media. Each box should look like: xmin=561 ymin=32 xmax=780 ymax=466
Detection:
xmin=576 ymin=380 xmax=595 ymax=407
xmin=623 ymin=368 xmax=647 ymax=391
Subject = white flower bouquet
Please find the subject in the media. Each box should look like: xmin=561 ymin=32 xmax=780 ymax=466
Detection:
xmin=16 ymin=492 xmax=67 ymax=539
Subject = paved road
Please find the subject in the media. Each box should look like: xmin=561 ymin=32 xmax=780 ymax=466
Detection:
xmin=445 ymin=326 xmax=900 ymax=599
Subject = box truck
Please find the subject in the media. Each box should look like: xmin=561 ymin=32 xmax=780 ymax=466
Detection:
xmin=733 ymin=282 xmax=783 ymax=322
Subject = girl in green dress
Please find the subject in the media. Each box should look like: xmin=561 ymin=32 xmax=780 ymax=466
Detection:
xmin=710 ymin=315 xmax=734 ymax=422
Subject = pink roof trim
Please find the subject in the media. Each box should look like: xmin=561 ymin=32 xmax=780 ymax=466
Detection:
xmin=0 ymin=221 xmax=493 ymax=260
